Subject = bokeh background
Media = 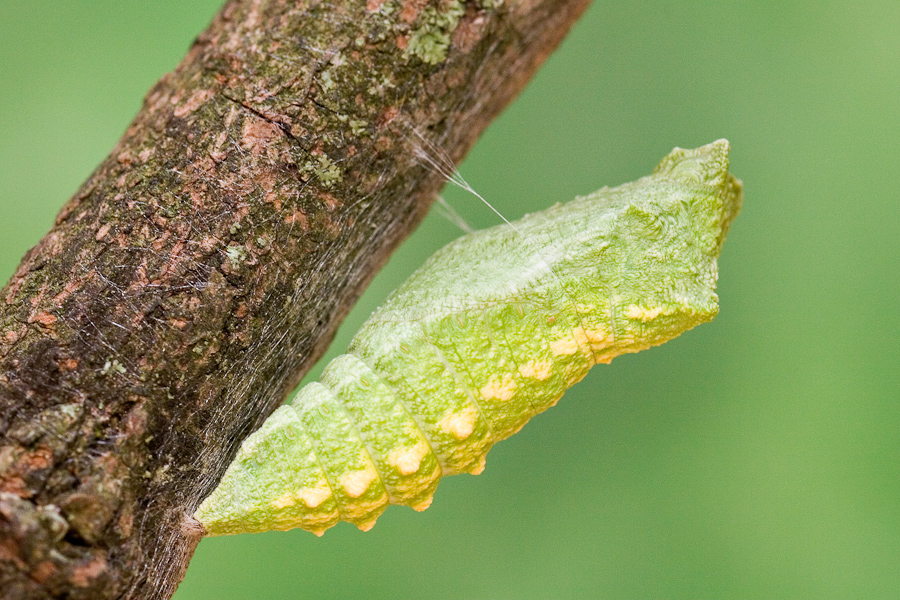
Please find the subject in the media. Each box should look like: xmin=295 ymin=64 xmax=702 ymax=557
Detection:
xmin=1 ymin=1 xmax=898 ymax=598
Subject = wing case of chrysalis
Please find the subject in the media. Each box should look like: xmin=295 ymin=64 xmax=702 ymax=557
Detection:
xmin=195 ymin=140 xmax=743 ymax=536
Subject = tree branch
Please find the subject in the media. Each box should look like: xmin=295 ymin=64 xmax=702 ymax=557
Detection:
xmin=0 ymin=0 xmax=590 ymax=597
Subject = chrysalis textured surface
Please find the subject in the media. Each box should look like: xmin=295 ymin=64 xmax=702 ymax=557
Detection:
xmin=195 ymin=140 xmax=742 ymax=536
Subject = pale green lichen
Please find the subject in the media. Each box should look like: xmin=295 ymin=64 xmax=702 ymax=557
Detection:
xmin=101 ymin=359 xmax=126 ymax=376
xmin=330 ymin=52 xmax=347 ymax=68
xmin=225 ymin=245 xmax=248 ymax=267
xmin=319 ymin=70 xmax=336 ymax=91
xmin=407 ymin=2 xmax=466 ymax=65
xmin=350 ymin=119 xmax=369 ymax=136
xmin=314 ymin=155 xmax=342 ymax=187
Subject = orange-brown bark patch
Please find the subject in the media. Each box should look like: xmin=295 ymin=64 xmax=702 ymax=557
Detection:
xmin=453 ymin=10 xmax=487 ymax=54
xmin=286 ymin=211 xmax=309 ymax=231
xmin=32 ymin=561 xmax=58 ymax=584
xmin=20 ymin=448 xmax=53 ymax=471
xmin=241 ymin=117 xmax=282 ymax=156
xmin=377 ymin=105 xmax=400 ymax=127
xmin=400 ymin=0 xmax=428 ymax=22
xmin=0 ymin=477 xmax=29 ymax=498
xmin=318 ymin=191 xmax=342 ymax=211
xmin=96 ymin=223 xmax=112 ymax=241
xmin=28 ymin=312 xmax=57 ymax=327
xmin=174 ymin=89 xmax=214 ymax=118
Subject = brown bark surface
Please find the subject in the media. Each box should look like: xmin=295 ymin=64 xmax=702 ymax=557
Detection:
xmin=0 ymin=0 xmax=590 ymax=597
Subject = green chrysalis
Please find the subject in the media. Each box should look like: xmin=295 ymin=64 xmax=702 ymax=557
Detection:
xmin=195 ymin=140 xmax=742 ymax=537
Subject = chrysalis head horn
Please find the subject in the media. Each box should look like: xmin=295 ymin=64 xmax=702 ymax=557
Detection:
xmin=654 ymin=138 xmax=731 ymax=186
xmin=653 ymin=139 xmax=743 ymax=250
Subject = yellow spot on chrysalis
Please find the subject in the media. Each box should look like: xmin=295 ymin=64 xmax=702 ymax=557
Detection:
xmin=410 ymin=495 xmax=433 ymax=512
xmin=339 ymin=469 xmax=377 ymax=498
xmin=468 ymin=455 xmax=486 ymax=475
xmin=549 ymin=337 xmax=578 ymax=355
xmin=575 ymin=303 xmax=595 ymax=313
xmin=583 ymin=327 xmax=613 ymax=346
xmin=625 ymin=304 xmax=666 ymax=322
xmin=271 ymin=493 xmax=296 ymax=509
xmin=572 ymin=326 xmax=590 ymax=348
xmin=297 ymin=483 xmax=331 ymax=508
xmin=555 ymin=326 xmax=615 ymax=359
xmin=480 ymin=374 xmax=517 ymax=401
xmin=388 ymin=442 xmax=429 ymax=476
xmin=438 ymin=407 xmax=477 ymax=439
xmin=518 ymin=359 xmax=552 ymax=380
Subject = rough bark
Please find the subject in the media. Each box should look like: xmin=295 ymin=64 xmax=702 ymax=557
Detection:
xmin=0 ymin=0 xmax=590 ymax=597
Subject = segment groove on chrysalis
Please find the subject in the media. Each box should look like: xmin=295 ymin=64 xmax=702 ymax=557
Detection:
xmin=322 ymin=354 xmax=442 ymax=515
xmin=351 ymin=319 xmax=494 ymax=476
xmin=351 ymin=351 xmax=445 ymax=488
xmin=293 ymin=382 xmax=388 ymax=531
xmin=409 ymin=324 xmax=498 ymax=474
xmin=533 ymin=227 xmax=610 ymax=367
xmin=487 ymin=307 xmax=542 ymax=419
xmin=194 ymin=140 xmax=742 ymax=537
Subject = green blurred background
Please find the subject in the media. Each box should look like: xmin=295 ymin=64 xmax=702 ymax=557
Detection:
xmin=1 ymin=1 xmax=898 ymax=598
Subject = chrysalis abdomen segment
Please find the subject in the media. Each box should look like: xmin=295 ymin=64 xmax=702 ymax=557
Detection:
xmin=311 ymin=354 xmax=441 ymax=516
xmin=349 ymin=320 xmax=495 ymax=477
xmin=290 ymin=379 xmax=388 ymax=532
